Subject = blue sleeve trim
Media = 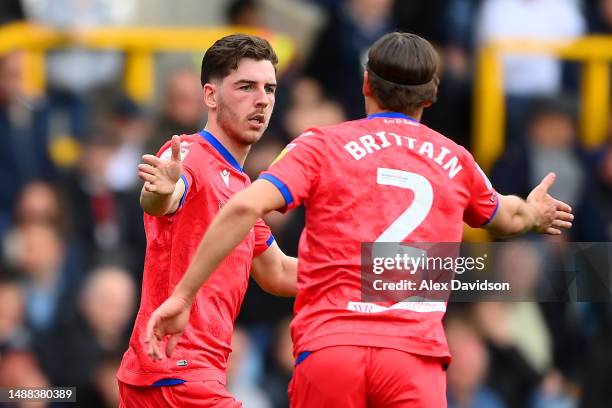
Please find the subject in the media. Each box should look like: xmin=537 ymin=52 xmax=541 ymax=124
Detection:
xmin=259 ymin=173 xmax=294 ymax=206
xmin=151 ymin=378 xmax=186 ymax=387
xmin=178 ymin=174 xmax=189 ymax=208
xmin=482 ymin=194 xmax=500 ymax=226
xmin=295 ymin=351 xmax=312 ymax=366
xmin=265 ymin=234 xmax=275 ymax=247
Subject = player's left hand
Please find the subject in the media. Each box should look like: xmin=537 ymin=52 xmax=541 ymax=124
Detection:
xmin=145 ymin=295 xmax=191 ymax=361
xmin=527 ymin=172 xmax=574 ymax=235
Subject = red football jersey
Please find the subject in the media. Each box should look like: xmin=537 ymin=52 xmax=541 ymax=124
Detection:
xmin=118 ymin=130 xmax=273 ymax=386
xmin=260 ymin=113 xmax=498 ymax=362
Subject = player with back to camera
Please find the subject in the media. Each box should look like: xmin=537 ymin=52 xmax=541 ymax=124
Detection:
xmin=145 ymin=32 xmax=574 ymax=407
xmin=116 ymin=34 xmax=298 ymax=407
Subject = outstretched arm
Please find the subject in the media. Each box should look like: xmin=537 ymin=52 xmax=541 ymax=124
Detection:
xmin=145 ymin=179 xmax=286 ymax=360
xmin=138 ymin=135 xmax=185 ymax=216
xmin=251 ymin=242 xmax=297 ymax=297
xmin=485 ymin=172 xmax=574 ymax=237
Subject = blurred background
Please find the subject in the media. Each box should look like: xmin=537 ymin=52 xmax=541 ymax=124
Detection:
xmin=0 ymin=0 xmax=611 ymax=407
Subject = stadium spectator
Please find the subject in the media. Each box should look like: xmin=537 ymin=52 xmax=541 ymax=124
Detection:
xmin=104 ymin=96 xmax=150 ymax=193
xmin=227 ymin=326 xmax=272 ymax=408
xmin=226 ymin=0 xmax=262 ymax=27
xmin=491 ymin=96 xmax=604 ymax=241
xmin=282 ymin=77 xmax=346 ymax=140
xmin=63 ymin=136 xmax=145 ymax=276
xmin=303 ymin=0 xmax=396 ymax=119
xmin=263 ymin=316 xmax=294 ymax=408
xmin=0 ymin=273 xmax=34 ymax=357
xmin=586 ymin=0 xmax=612 ymax=33
xmin=146 ymin=69 xmax=206 ymax=154
xmin=34 ymin=265 xmax=135 ymax=407
xmin=471 ymin=302 xmax=542 ymax=407
xmin=6 ymin=222 xmax=77 ymax=333
xmin=580 ymin=323 xmax=612 ymax=408
xmin=446 ymin=314 xmax=506 ymax=408
xmin=591 ymin=142 xmax=612 ymax=240
xmin=0 ymin=273 xmax=50 ymax=408
xmin=12 ymin=181 xmax=68 ymax=237
xmin=0 ymin=52 xmax=53 ymax=238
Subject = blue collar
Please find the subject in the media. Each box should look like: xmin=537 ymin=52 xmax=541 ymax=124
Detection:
xmin=367 ymin=112 xmax=418 ymax=122
xmin=198 ymin=130 xmax=243 ymax=172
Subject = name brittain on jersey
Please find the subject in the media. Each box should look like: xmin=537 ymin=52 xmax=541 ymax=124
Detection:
xmin=343 ymin=130 xmax=463 ymax=179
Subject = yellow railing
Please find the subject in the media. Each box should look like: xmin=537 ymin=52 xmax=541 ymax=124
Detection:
xmin=474 ymin=36 xmax=612 ymax=172
xmin=0 ymin=22 xmax=295 ymax=103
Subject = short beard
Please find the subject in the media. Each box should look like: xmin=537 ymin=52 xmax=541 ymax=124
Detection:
xmin=217 ymin=96 xmax=264 ymax=146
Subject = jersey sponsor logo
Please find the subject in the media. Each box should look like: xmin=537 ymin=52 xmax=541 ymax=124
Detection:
xmin=347 ymin=301 xmax=446 ymax=313
xmin=220 ymin=169 xmax=230 ymax=187
xmin=160 ymin=141 xmax=191 ymax=161
xmin=270 ymin=143 xmax=297 ymax=166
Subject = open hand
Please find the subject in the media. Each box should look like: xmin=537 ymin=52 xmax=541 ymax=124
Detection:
xmin=527 ymin=172 xmax=574 ymax=235
xmin=138 ymin=135 xmax=182 ymax=196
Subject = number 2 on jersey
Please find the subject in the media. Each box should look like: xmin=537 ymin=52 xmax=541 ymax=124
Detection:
xmin=375 ymin=168 xmax=433 ymax=242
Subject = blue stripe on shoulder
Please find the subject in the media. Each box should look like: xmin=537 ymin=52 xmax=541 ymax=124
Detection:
xmin=258 ymin=174 xmax=294 ymax=206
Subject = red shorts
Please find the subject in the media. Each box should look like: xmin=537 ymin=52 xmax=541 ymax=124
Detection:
xmin=118 ymin=380 xmax=242 ymax=408
xmin=289 ymin=346 xmax=446 ymax=408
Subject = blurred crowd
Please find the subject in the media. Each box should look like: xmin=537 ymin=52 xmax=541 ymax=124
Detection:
xmin=0 ymin=0 xmax=612 ymax=407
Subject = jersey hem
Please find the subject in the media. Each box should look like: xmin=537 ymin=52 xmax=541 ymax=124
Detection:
xmin=117 ymin=366 xmax=226 ymax=387
xmin=296 ymin=332 xmax=451 ymax=365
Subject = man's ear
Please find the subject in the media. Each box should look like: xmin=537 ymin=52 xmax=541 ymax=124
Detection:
xmin=362 ymin=70 xmax=372 ymax=97
xmin=424 ymin=77 xmax=440 ymax=109
xmin=203 ymin=83 xmax=217 ymax=109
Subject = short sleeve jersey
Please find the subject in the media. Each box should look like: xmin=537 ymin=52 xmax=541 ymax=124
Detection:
xmin=260 ymin=113 xmax=498 ymax=362
xmin=118 ymin=130 xmax=273 ymax=386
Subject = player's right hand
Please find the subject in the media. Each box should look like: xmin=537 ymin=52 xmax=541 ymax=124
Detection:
xmin=138 ymin=135 xmax=182 ymax=196
xmin=145 ymin=295 xmax=191 ymax=361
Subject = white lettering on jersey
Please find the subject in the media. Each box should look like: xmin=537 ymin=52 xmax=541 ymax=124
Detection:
xmin=220 ymin=169 xmax=230 ymax=187
xmin=434 ymin=146 xmax=451 ymax=165
xmin=342 ymin=131 xmax=464 ymax=179
xmin=418 ymin=141 xmax=434 ymax=159
xmin=442 ymin=156 xmax=463 ymax=179
xmin=376 ymin=131 xmax=392 ymax=148
xmin=344 ymin=141 xmax=367 ymax=160
xmin=359 ymin=135 xmax=382 ymax=154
